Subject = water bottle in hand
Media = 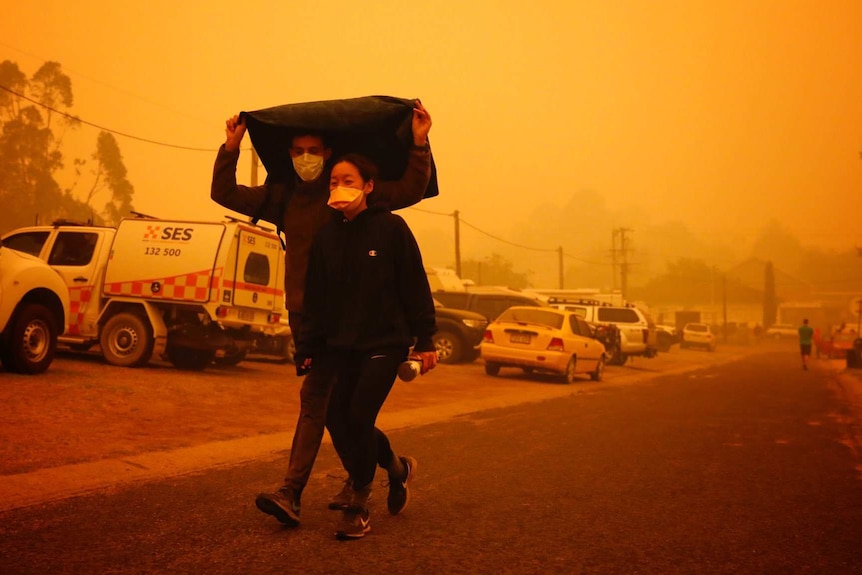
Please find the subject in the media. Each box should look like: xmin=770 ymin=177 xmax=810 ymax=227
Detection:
xmin=398 ymin=360 xmax=422 ymax=382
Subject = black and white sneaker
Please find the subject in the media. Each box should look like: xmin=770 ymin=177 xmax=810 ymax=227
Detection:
xmin=255 ymin=486 xmax=301 ymax=527
xmin=335 ymin=506 xmax=371 ymax=540
xmin=386 ymin=456 xmax=417 ymax=515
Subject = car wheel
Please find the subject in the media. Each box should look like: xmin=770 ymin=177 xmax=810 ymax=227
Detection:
xmin=433 ymin=330 xmax=463 ymax=364
xmin=100 ymin=311 xmax=154 ymax=367
xmin=563 ymin=357 xmax=577 ymax=384
xmin=485 ymin=362 xmax=501 ymax=376
xmin=214 ymin=348 xmax=247 ymax=366
xmin=167 ymin=345 xmax=216 ymax=371
xmin=1 ymin=303 xmax=58 ymax=374
xmin=590 ymin=355 xmax=605 ymax=381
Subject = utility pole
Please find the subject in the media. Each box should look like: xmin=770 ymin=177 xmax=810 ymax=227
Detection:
xmin=722 ymin=274 xmax=728 ymax=343
xmin=558 ymin=246 xmax=564 ymax=289
xmin=617 ymin=227 xmax=631 ymax=300
xmin=453 ymin=210 xmax=461 ymax=278
xmin=611 ymin=230 xmax=618 ymax=291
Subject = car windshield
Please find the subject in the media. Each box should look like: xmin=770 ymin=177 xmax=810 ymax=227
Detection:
xmin=498 ymin=308 xmax=564 ymax=329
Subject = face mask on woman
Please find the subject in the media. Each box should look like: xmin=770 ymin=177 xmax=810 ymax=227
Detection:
xmin=327 ymin=186 xmax=365 ymax=211
xmin=292 ymin=153 xmax=325 ymax=182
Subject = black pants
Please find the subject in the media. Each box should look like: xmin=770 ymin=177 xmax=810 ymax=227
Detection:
xmin=326 ymin=347 xmax=407 ymax=490
xmin=283 ymin=312 xmax=394 ymax=492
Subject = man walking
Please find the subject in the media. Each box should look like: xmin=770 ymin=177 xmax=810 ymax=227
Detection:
xmin=798 ymin=318 xmax=814 ymax=370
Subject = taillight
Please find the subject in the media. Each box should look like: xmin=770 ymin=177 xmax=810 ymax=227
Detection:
xmin=268 ymin=312 xmax=281 ymax=324
xmin=547 ymin=337 xmax=565 ymax=352
xmin=483 ymin=330 xmax=494 ymax=344
xmin=215 ymin=306 xmax=228 ymax=318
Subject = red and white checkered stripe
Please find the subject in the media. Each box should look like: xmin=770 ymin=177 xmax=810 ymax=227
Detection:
xmin=67 ymin=285 xmax=94 ymax=335
xmin=103 ymin=268 xmax=222 ymax=302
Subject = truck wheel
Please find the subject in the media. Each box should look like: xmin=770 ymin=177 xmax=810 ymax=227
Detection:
xmin=167 ymin=346 xmax=216 ymax=371
xmin=433 ymin=330 xmax=463 ymax=364
xmin=1 ymin=303 xmax=58 ymax=374
xmin=283 ymin=336 xmax=296 ymax=364
xmin=214 ymin=348 xmax=247 ymax=366
xmin=484 ymin=362 xmax=501 ymax=376
xmin=100 ymin=312 xmax=154 ymax=367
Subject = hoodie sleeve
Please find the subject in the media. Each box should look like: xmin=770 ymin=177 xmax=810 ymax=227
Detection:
xmin=369 ymin=147 xmax=431 ymax=211
xmin=211 ymin=145 xmax=285 ymax=225
xmin=393 ymin=217 xmax=437 ymax=351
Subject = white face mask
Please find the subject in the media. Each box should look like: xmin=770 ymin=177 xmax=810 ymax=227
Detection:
xmin=292 ymin=153 xmax=325 ymax=182
xmin=327 ymin=186 xmax=365 ymax=212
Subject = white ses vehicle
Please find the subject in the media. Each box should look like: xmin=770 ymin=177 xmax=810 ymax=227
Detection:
xmin=481 ymin=306 xmax=606 ymax=383
xmin=0 ymin=244 xmax=70 ymax=374
xmin=2 ymin=217 xmax=287 ymax=371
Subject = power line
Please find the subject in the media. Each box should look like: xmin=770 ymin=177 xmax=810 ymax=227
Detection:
xmin=459 ymin=216 xmax=559 ymax=253
xmin=0 ymin=41 xmax=213 ymax=128
xmin=408 ymin=205 xmax=607 ymax=266
xmin=0 ymin=84 xmax=217 ymax=152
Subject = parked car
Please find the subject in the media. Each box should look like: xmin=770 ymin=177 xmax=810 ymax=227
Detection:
xmin=765 ymin=323 xmax=798 ymax=339
xmin=0 ymin=244 xmax=70 ymax=374
xmin=432 ymin=286 xmax=548 ymax=323
xmin=546 ymin=297 xmax=658 ymax=365
xmin=481 ymin=306 xmax=606 ymax=383
xmin=681 ymin=323 xmax=716 ymax=351
xmin=432 ymin=299 xmax=488 ymax=364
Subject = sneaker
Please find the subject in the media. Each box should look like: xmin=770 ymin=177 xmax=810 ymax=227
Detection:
xmin=386 ymin=456 xmax=417 ymax=515
xmin=335 ymin=486 xmax=372 ymax=540
xmin=255 ymin=486 xmax=301 ymax=527
xmin=335 ymin=506 xmax=371 ymax=540
xmin=328 ymin=478 xmax=353 ymax=510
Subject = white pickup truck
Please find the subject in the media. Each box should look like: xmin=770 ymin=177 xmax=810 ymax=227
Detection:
xmin=0 ymin=244 xmax=70 ymax=374
xmin=546 ymin=297 xmax=659 ymax=365
xmin=2 ymin=216 xmax=287 ymax=370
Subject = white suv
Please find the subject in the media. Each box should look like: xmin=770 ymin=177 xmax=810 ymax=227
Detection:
xmin=546 ymin=297 xmax=658 ymax=365
xmin=681 ymin=323 xmax=716 ymax=352
xmin=0 ymin=245 xmax=70 ymax=374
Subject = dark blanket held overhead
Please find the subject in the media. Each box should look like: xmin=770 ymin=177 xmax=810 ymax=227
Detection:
xmin=240 ymin=95 xmax=439 ymax=199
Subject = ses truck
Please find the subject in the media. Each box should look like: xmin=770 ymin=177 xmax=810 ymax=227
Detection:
xmin=2 ymin=216 xmax=288 ymax=370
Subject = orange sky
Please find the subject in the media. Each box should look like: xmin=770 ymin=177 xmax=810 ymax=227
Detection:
xmin=2 ymin=0 xmax=861 ymax=279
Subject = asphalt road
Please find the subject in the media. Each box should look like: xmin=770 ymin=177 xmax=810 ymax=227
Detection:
xmin=2 ymin=348 xmax=862 ymax=574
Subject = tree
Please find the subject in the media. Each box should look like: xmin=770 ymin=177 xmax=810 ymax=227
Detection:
xmin=0 ymin=60 xmax=134 ymax=232
xmin=87 ymin=132 xmax=135 ymax=223
xmin=459 ymin=253 xmax=533 ymax=288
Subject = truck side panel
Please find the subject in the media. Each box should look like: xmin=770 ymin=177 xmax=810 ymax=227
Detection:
xmin=103 ymin=220 xmax=227 ymax=303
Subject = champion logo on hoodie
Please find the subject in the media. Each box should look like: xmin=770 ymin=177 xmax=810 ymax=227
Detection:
xmin=368 ymin=250 xmax=378 ymax=257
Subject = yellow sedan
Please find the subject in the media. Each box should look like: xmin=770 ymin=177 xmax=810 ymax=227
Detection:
xmin=480 ymin=306 xmax=607 ymax=383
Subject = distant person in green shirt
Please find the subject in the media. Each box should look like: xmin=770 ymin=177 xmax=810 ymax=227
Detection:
xmin=798 ymin=318 xmax=814 ymax=370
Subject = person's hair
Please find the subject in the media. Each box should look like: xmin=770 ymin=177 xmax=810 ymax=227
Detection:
xmin=332 ymin=153 xmax=379 ymax=183
xmin=291 ymin=131 xmax=332 ymax=149
xmin=803 ymin=318 xmax=809 ymax=324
